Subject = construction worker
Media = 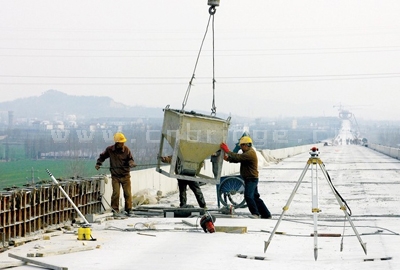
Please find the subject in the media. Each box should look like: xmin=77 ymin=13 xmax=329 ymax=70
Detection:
xmin=220 ymin=136 xmax=272 ymax=219
xmin=95 ymin=132 xmax=136 ymax=215
xmin=160 ymin=155 xmax=206 ymax=209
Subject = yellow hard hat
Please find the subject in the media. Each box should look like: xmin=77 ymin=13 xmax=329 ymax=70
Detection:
xmin=114 ymin=132 xmax=127 ymax=143
xmin=239 ymin=136 xmax=253 ymax=145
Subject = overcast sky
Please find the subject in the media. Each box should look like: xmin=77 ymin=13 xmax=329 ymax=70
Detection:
xmin=1 ymin=1 xmax=400 ymax=121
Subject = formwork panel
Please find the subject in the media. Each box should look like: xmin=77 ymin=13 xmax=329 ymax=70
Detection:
xmin=0 ymin=177 xmax=102 ymax=249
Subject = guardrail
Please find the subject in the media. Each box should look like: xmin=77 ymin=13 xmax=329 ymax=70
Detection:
xmin=368 ymin=143 xmax=400 ymax=159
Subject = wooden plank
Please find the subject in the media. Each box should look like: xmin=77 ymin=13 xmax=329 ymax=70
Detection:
xmin=11 ymin=234 xmax=42 ymax=246
xmin=0 ymin=260 xmax=26 ymax=269
xmin=8 ymin=253 xmax=68 ymax=270
xmin=34 ymin=245 xmax=96 ymax=257
xmin=215 ymin=226 xmax=247 ymax=234
xmin=11 ymin=230 xmax=64 ymax=246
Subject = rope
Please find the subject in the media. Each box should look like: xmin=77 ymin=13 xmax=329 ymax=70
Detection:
xmin=211 ymin=14 xmax=217 ymax=116
xmin=181 ymin=7 xmax=218 ymax=115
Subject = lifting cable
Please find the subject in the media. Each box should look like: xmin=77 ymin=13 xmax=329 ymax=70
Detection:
xmin=181 ymin=5 xmax=218 ymax=116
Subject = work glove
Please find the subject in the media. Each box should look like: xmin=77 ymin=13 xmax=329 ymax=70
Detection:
xmin=160 ymin=156 xmax=171 ymax=164
xmin=220 ymin=143 xmax=230 ymax=153
xmin=95 ymin=164 xmax=101 ymax=170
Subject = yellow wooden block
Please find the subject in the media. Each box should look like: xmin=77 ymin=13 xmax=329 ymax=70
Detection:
xmin=214 ymin=226 xmax=247 ymax=234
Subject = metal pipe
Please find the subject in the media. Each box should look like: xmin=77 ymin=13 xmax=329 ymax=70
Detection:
xmin=46 ymin=169 xmax=90 ymax=226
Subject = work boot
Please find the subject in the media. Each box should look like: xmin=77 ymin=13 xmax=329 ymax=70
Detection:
xmin=113 ymin=211 xmax=127 ymax=218
xmin=261 ymin=215 xmax=272 ymax=219
xmin=112 ymin=209 xmax=120 ymax=217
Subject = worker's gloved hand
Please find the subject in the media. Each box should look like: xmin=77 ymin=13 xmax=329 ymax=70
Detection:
xmin=223 ymin=154 xmax=228 ymax=161
xmin=129 ymin=161 xmax=137 ymax=168
xmin=220 ymin=143 xmax=230 ymax=153
xmin=160 ymin=156 xmax=171 ymax=164
xmin=95 ymin=164 xmax=101 ymax=170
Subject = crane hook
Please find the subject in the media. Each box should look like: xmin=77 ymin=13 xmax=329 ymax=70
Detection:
xmin=209 ymin=6 xmax=217 ymax=15
xmin=208 ymin=0 xmax=220 ymax=15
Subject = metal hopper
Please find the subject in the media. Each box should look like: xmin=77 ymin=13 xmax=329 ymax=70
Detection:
xmin=157 ymin=106 xmax=230 ymax=184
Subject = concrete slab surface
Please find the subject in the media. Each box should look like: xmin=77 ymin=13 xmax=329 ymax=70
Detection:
xmin=1 ymin=145 xmax=399 ymax=270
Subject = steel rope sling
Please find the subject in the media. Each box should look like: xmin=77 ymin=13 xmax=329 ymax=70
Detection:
xmin=181 ymin=3 xmax=219 ymax=116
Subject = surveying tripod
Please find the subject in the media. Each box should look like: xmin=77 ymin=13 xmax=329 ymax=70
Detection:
xmin=264 ymin=147 xmax=367 ymax=260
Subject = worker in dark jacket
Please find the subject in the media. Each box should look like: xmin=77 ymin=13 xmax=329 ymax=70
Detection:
xmin=95 ymin=132 xmax=136 ymax=215
xmin=160 ymin=155 xmax=206 ymax=209
xmin=220 ymin=136 xmax=271 ymax=219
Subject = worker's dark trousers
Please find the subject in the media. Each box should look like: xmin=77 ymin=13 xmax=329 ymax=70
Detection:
xmin=244 ymin=178 xmax=271 ymax=218
xmin=178 ymin=179 xmax=206 ymax=208
xmin=111 ymin=175 xmax=132 ymax=212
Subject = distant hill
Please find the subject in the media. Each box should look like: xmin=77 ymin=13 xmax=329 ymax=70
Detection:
xmin=0 ymin=90 xmax=165 ymax=120
xmin=0 ymin=89 xmax=241 ymax=122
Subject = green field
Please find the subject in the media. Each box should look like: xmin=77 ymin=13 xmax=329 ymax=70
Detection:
xmin=0 ymin=159 xmax=106 ymax=190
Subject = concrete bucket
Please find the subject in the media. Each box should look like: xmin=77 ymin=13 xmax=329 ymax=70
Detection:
xmin=157 ymin=107 xmax=230 ymax=184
